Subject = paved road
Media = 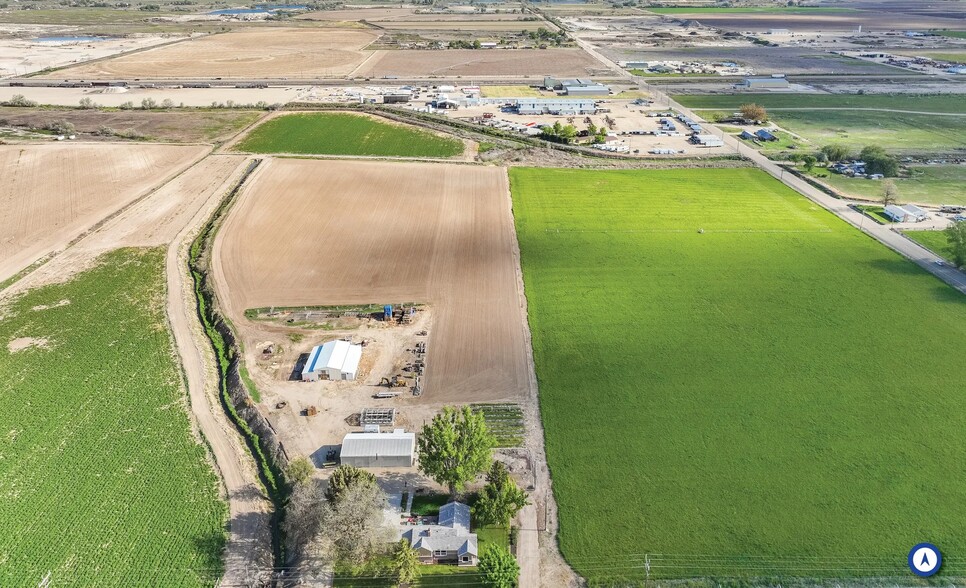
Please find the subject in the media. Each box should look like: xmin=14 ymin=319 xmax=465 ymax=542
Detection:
xmin=653 ymin=89 xmax=966 ymax=294
xmin=165 ymin=165 xmax=274 ymax=587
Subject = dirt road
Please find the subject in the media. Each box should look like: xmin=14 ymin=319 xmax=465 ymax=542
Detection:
xmin=164 ymin=158 xmax=275 ymax=587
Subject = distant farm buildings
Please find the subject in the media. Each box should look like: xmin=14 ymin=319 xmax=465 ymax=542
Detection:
xmin=542 ymin=77 xmax=610 ymax=96
xmin=340 ymin=429 xmax=416 ymax=468
xmin=301 ymin=340 xmax=362 ymax=381
xmin=514 ymin=98 xmax=597 ymax=115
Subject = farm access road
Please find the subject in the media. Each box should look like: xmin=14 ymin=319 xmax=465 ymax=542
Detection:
xmin=165 ymin=157 xmax=275 ymax=586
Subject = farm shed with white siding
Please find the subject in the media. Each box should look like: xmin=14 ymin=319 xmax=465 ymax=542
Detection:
xmin=340 ymin=429 xmax=416 ymax=468
xmin=301 ymin=340 xmax=362 ymax=381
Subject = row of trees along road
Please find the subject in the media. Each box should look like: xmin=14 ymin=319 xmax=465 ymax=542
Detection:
xmin=282 ymin=405 xmax=526 ymax=586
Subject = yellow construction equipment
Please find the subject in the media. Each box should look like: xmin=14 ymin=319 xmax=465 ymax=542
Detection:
xmin=380 ymin=375 xmax=407 ymax=388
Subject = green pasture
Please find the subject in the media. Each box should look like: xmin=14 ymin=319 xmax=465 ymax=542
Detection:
xmin=0 ymin=248 xmax=226 ymax=587
xmin=234 ymin=112 xmax=464 ymax=158
xmin=904 ymin=229 xmax=955 ymax=260
xmin=674 ymin=93 xmax=965 ymax=113
xmin=511 ymin=167 xmax=966 ymax=583
xmin=814 ymin=165 xmax=966 ymax=206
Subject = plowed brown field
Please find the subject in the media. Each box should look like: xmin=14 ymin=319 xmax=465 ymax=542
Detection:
xmin=50 ymin=28 xmax=377 ymax=79
xmin=0 ymin=143 xmax=207 ymax=283
xmin=357 ymin=48 xmax=604 ymax=77
xmin=214 ymin=159 xmax=529 ymax=403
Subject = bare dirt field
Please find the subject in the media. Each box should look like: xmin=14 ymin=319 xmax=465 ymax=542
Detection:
xmin=356 ymin=48 xmax=605 ymax=77
xmin=0 ymin=142 xmax=207 ymax=283
xmin=213 ymin=158 xmax=530 ymax=407
xmin=0 ymin=29 xmax=170 ymax=77
xmin=0 ymin=106 xmax=261 ymax=143
xmin=45 ymin=28 xmax=377 ymax=79
xmin=297 ymin=7 xmax=417 ymax=21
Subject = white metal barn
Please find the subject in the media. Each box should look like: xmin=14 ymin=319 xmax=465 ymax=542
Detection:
xmin=884 ymin=204 xmax=910 ymax=222
xmin=340 ymin=429 xmax=416 ymax=468
xmin=301 ymin=340 xmax=362 ymax=381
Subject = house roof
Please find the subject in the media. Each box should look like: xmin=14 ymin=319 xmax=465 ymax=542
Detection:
xmin=340 ymin=430 xmax=415 ymax=459
xmin=405 ymin=527 xmax=478 ymax=557
xmin=438 ymin=502 xmax=471 ymax=534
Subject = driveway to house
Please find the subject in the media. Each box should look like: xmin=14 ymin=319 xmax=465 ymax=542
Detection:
xmin=517 ymin=504 xmax=541 ymax=588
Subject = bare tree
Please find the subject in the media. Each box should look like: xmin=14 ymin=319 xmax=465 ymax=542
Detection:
xmin=881 ymin=179 xmax=899 ymax=207
xmin=282 ymin=478 xmax=324 ymax=558
xmin=317 ymin=482 xmax=394 ymax=565
xmin=740 ymin=103 xmax=767 ymax=122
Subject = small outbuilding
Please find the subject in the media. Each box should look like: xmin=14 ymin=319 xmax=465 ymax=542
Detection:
xmin=301 ymin=340 xmax=362 ymax=382
xmin=755 ymin=129 xmax=779 ymax=142
xmin=340 ymin=429 xmax=416 ymax=468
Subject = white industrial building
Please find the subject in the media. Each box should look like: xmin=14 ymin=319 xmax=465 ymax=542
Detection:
xmin=340 ymin=429 xmax=416 ymax=468
xmin=515 ymin=98 xmax=596 ymax=115
xmin=741 ymin=77 xmax=790 ymax=90
xmin=301 ymin=340 xmax=362 ymax=381
xmin=565 ymin=84 xmax=610 ymax=96
xmin=691 ymin=134 xmax=724 ymax=147
xmin=883 ymin=204 xmax=909 ymax=222
xmin=901 ymin=204 xmax=928 ymax=222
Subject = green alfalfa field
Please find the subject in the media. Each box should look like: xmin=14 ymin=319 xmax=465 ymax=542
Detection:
xmin=234 ymin=112 xmax=465 ymax=158
xmin=510 ymin=167 xmax=966 ymax=583
xmin=0 ymin=248 xmax=227 ymax=587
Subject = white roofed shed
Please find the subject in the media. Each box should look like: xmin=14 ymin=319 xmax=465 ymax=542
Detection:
xmin=301 ymin=340 xmax=362 ymax=381
xmin=340 ymin=429 xmax=416 ymax=468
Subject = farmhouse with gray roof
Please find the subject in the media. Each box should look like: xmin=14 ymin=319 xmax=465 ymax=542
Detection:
xmin=402 ymin=502 xmax=479 ymax=566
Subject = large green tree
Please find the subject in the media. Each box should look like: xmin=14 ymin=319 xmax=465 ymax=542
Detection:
xmin=417 ymin=406 xmax=495 ymax=498
xmin=286 ymin=456 xmax=315 ymax=487
xmin=820 ymin=144 xmax=850 ymax=162
xmin=390 ymin=539 xmax=420 ymax=585
xmin=479 ymin=544 xmax=519 ymax=588
xmin=946 ymin=222 xmax=966 ymax=269
xmin=860 ymin=145 xmax=899 ymax=177
xmin=325 ymin=464 xmax=377 ymax=503
xmin=473 ymin=461 xmax=529 ymax=527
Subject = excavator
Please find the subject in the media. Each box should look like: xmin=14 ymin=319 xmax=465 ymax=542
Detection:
xmin=380 ymin=375 xmax=408 ymax=388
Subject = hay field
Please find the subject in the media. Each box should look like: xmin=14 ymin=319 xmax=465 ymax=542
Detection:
xmin=0 ymin=248 xmax=227 ymax=587
xmin=234 ymin=112 xmax=464 ymax=157
xmin=214 ymin=159 xmax=529 ymax=403
xmin=512 ymin=167 xmax=966 ymax=582
xmin=48 ymin=28 xmax=377 ymax=79
xmin=356 ymin=48 xmax=603 ymax=77
xmin=0 ymin=143 xmax=206 ymax=283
